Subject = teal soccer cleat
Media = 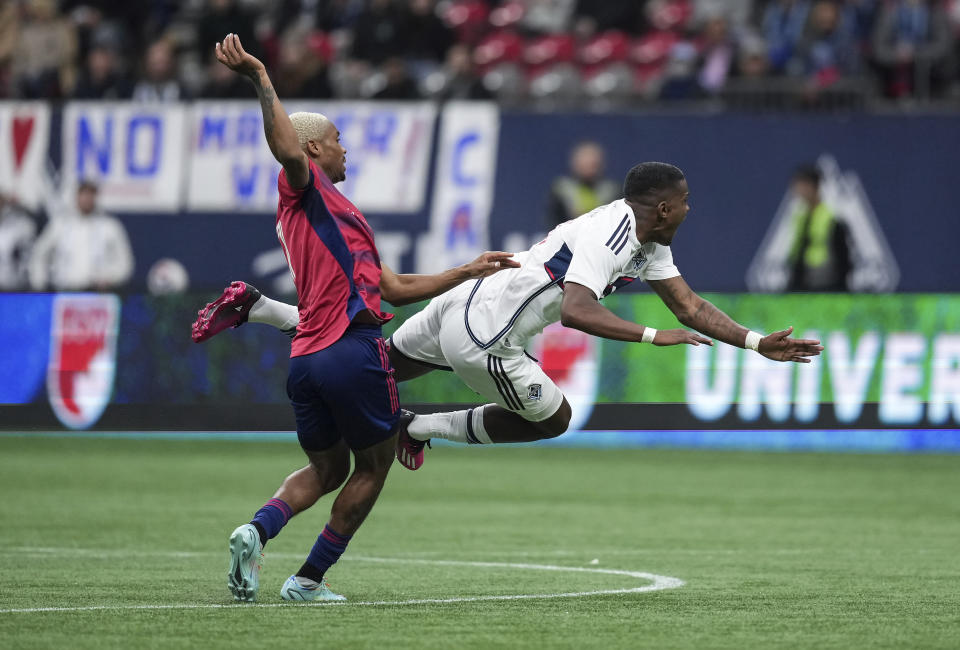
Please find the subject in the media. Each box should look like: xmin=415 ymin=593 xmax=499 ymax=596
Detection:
xmin=280 ymin=575 xmax=347 ymax=602
xmin=227 ymin=524 xmax=263 ymax=602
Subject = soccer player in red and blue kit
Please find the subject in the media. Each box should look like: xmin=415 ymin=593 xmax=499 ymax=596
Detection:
xmin=212 ymin=33 xmax=517 ymax=602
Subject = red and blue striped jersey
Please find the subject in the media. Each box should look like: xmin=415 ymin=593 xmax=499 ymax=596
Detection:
xmin=276 ymin=159 xmax=393 ymax=358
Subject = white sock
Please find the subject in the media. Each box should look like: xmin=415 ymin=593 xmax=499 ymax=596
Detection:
xmin=249 ymin=296 xmax=300 ymax=331
xmin=407 ymin=406 xmax=493 ymax=444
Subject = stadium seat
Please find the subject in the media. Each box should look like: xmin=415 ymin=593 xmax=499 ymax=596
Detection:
xmin=582 ymin=62 xmax=636 ymax=102
xmin=523 ymin=34 xmax=576 ymax=74
xmin=442 ymin=0 xmax=491 ymax=46
xmin=473 ymin=30 xmax=524 ymax=73
xmin=528 ymin=63 xmax=583 ymax=107
xmin=645 ymin=0 xmax=694 ymax=32
xmin=482 ymin=62 xmax=527 ymax=102
xmin=579 ymin=31 xmax=632 ymax=73
xmin=631 ymin=31 xmax=681 ymax=68
xmin=489 ymin=1 xmax=525 ymax=30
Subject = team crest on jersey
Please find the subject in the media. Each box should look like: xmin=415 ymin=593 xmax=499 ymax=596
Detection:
xmin=631 ymin=250 xmax=647 ymax=272
xmin=527 ymin=384 xmax=542 ymax=401
xmin=46 ymin=294 xmax=121 ymax=430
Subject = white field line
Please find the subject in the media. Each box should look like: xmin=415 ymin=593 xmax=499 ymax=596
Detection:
xmin=0 ymin=550 xmax=684 ymax=615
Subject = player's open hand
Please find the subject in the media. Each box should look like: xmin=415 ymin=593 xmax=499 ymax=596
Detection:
xmin=653 ymin=328 xmax=714 ymax=347
xmin=758 ymin=326 xmax=823 ymax=363
xmin=215 ymin=33 xmax=264 ymax=79
xmin=462 ymin=251 xmax=521 ymax=279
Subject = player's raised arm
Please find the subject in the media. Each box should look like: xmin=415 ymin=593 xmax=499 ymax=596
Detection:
xmin=215 ymin=34 xmax=309 ymax=189
xmin=379 ymin=252 xmax=520 ymax=306
xmin=648 ymin=275 xmax=824 ymax=363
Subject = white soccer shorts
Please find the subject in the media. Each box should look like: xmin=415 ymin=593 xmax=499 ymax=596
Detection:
xmin=390 ymin=283 xmax=564 ymax=422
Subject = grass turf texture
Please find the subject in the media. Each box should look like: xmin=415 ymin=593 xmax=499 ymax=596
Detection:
xmin=1 ymin=437 xmax=958 ymax=649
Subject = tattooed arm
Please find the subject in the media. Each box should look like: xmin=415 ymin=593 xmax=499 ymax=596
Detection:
xmin=215 ymin=33 xmax=309 ymax=189
xmin=648 ymin=276 xmax=823 ymax=363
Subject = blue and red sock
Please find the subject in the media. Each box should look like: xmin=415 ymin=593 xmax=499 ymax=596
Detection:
xmin=297 ymin=524 xmax=352 ymax=582
xmin=250 ymin=498 xmax=293 ymax=546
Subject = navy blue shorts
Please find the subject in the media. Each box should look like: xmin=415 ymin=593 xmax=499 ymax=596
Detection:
xmin=287 ymin=324 xmax=400 ymax=451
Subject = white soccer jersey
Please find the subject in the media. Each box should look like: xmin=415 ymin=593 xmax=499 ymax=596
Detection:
xmin=464 ymin=198 xmax=680 ymax=357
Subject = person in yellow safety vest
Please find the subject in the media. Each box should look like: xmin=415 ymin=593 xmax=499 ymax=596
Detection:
xmin=787 ymin=164 xmax=852 ymax=292
xmin=545 ymin=141 xmax=620 ymax=230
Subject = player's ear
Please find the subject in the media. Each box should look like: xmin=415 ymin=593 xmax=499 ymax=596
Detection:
xmin=657 ymin=200 xmax=668 ymax=221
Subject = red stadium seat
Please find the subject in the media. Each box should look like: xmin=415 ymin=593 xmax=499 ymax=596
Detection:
xmin=474 ymin=31 xmax=524 ymax=72
xmin=489 ymin=1 xmax=525 ymax=29
xmin=646 ymin=0 xmax=693 ymax=32
xmin=631 ymin=31 xmax=681 ymax=67
xmin=442 ymin=0 xmax=491 ymax=45
xmin=579 ymin=31 xmax=631 ymax=74
xmin=523 ymin=34 xmax=576 ymax=74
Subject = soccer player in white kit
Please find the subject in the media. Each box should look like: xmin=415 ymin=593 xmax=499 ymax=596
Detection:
xmin=193 ymin=162 xmax=823 ymax=469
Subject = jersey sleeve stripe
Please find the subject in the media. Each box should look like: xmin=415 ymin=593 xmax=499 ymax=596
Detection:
xmin=611 ymin=222 xmax=632 ymax=255
xmin=609 ymin=221 xmax=631 ymax=254
xmin=604 ymin=214 xmax=630 ymax=247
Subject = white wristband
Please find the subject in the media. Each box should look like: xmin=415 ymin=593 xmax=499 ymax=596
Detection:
xmin=641 ymin=327 xmax=657 ymax=344
xmin=745 ymin=330 xmax=762 ymax=351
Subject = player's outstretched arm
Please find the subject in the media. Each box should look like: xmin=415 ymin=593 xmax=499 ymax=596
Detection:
xmin=560 ymin=282 xmax=712 ymax=346
xmin=379 ymin=252 xmax=520 ymax=306
xmin=648 ymin=275 xmax=824 ymax=363
xmin=215 ymin=34 xmax=309 ymax=189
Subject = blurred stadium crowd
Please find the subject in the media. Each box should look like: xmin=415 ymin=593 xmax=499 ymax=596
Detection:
xmin=1 ymin=0 xmax=959 ymax=109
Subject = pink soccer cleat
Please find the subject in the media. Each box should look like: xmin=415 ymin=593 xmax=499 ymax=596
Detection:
xmin=395 ymin=410 xmax=429 ymax=470
xmin=191 ymin=281 xmax=262 ymax=343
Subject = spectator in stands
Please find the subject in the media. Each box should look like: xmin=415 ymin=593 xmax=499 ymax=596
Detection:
xmin=273 ymin=27 xmax=334 ymax=98
xmin=697 ymin=15 xmax=736 ymax=93
xmin=72 ymin=44 xmax=132 ymax=99
xmin=545 ymin=141 xmax=619 ymax=230
xmin=132 ymin=39 xmax=187 ymax=102
xmin=402 ymin=0 xmax=454 ymax=62
xmin=11 ymin=0 xmax=77 ymax=98
xmin=693 ymin=0 xmax=753 ymax=32
xmin=762 ymin=0 xmax=811 ymax=73
xmin=873 ymin=0 xmax=952 ymax=98
xmin=796 ymin=0 xmax=860 ymax=85
xmin=436 ymin=43 xmax=493 ymax=100
xmin=352 ymin=0 xmax=406 ymax=64
xmin=786 ymin=164 xmax=852 ymax=292
xmin=30 ymin=181 xmax=134 ymax=292
xmin=736 ymin=34 xmax=771 ymax=81
xmin=0 ymin=194 xmax=38 ymax=291
xmin=374 ymin=57 xmax=422 ymax=98
xmin=659 ymin=41 xmax=704 ymax=100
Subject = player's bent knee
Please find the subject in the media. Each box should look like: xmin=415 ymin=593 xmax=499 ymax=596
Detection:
xmin=536 ymin=399 xmax=572 ymax=438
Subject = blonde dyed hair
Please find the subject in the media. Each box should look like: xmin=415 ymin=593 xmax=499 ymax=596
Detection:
xmin=288 ymin=112 xmax=333 ymax=147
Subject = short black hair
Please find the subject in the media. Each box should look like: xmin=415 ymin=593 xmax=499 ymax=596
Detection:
xmin=792 ymin=164 xmax=821 ymax=187
xmin=623 ymin=162 xmax=685 ymax=201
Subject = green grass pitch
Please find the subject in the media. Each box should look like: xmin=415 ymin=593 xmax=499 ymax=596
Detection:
xmin=1 ymin=435 xmax=958 ymax=649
